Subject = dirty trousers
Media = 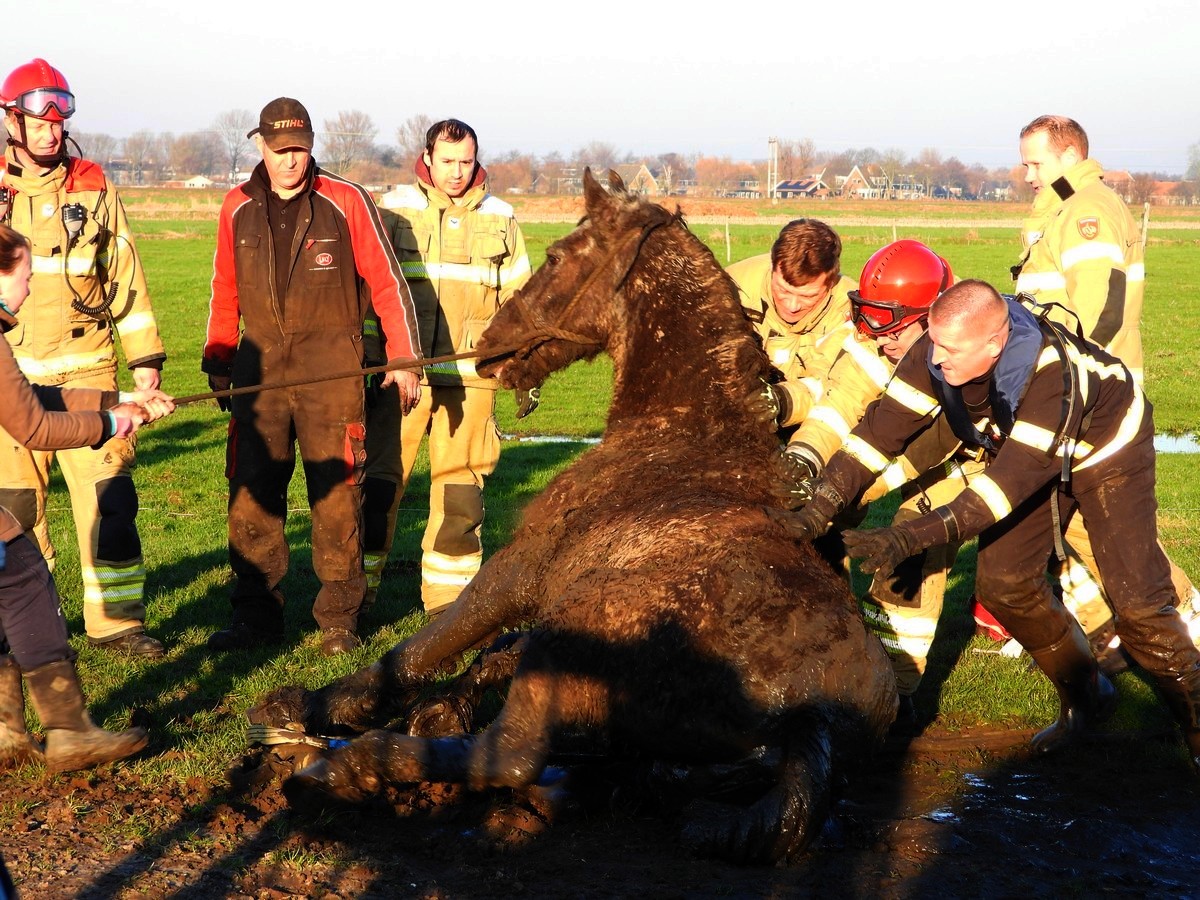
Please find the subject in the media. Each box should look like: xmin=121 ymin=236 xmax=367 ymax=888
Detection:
xmin=226 ymin=377 xmax=367 ymax=633
xmin=363 ymin=383 xmax=501 ymax=615
xmin=0 ymin=535 xmax=74 ymax=670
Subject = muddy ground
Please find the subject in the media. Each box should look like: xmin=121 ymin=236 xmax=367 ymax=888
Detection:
xmin=2 ymin=721 xmax=1199 ymax=900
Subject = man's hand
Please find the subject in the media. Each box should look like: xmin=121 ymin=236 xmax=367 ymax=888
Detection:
xmin=207 ymin=374 xmax=233 ymax=412
xmin=108 ymin=401 xmax=149 ymax=435
xmin=766 ymin=476 xmax=846 ymax=541
xmin=745 ymin=381 xmax=791 ymax=426
xmin=381 ymin=369 xmax=421 ymax=415
xmin=132 ymin=366 xmax=161 ymax=392
xmin=768 ymin=442 xmax=823 ymax=509
xmin=844 ymin=526 xmax=918 ymax=578
xmin=122 ymin=389 xmax=175 ymax=422
xmin=515 ymin=386 xmax=541 ymax=419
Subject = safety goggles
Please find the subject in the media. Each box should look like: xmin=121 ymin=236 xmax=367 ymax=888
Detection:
xmin=9 ymin=88 xmax=75 ymax=119
xmin=848 ymin=291 xmax=928 ymax=337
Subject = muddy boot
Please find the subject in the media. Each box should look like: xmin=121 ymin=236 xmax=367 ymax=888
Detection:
xmin=0 ymin=656 xmax=41 ymax=768
xmin=24 ymin=659 xmax=148 ymax=773
xmin=1086 ymin=620 xmax=1132 ymax=677
xmin=1157 ymin=670 xmax=1200 ymax=773
xmin=1027 ymin=623 xmax=1117 ymax=755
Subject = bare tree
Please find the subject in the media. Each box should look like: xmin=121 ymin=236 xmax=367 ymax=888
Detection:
xmin=877 ymin=147 xmax=908 ymax=199
xmin=396 ymin=113 xmax=434 ymax=166
xmin=573 ymin=141 xmax=620 ymax=173
xmin=170 ymin=131 xmax=222 ymax=177
xmin=1129 ymin=172 xmax=1157 ymax=206
xmin=1187 ymin=142 xmax=1200 ymax=182
xmin=70 ymin=131 xmax=119 ymax=166
xmin=122 ymin=130 xmax=159 ymax=185
xmin=213 ymin=109 xmax=256 ymax=183
xmin=777 ymin=138 xmax=817 ymax=180
xmin=320 ymin=109 xmax=378 ymax=174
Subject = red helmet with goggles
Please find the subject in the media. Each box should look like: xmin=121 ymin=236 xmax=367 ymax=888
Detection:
xmin=850 ymin=240 xmax=953 ymax=337
xmin=1 ymin=58 xmax=75 ymax=122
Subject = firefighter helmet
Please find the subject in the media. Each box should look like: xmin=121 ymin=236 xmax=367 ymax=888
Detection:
xmin=849 ymin=240 xmax=952 ymax=336
xmin=1 ymin=59 xmax=75 ymax=121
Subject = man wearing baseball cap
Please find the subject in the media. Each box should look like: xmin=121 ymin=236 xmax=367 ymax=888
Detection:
xmin=203 ymin=97 xmax=422 ymax=656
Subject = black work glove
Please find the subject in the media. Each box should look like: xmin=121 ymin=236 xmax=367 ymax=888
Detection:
xmin=745 ymin=380 xmax=792 ymax=427
xmin=208 ymin=374 xmax=232 ymax=413
xmin=515 ymin=386 xmax=541 ymax=419
xmin=844 ymin=525 xmax=919 ymax=578
xmin=768 ymin=442 xmax=823 ymax=509
xmin=767 ymin=477 xmax=845 ymax=542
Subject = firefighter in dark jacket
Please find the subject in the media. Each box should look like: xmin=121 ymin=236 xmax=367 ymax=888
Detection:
xmin=782 ymin=279 xmax=1200 ymax=769
xmin=202 ymin=98 xmax=421 ymax=656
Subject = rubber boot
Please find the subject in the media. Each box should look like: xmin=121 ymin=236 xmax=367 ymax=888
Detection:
xmin=0 ymin=655 xmax=41 ymax=768
xmin=1027 ymin=622 xmax=1117 ymax=755
xmin=1157 ymin=669 xmax=1200 ymax=773
xmin=24 ymin=659 xmax=148 ymax=773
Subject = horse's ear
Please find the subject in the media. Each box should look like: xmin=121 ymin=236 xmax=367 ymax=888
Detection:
xmin=606 ymin=169 xmax=627 ymax=193
xmin=583 ymin=168 xmax=616 ymax=220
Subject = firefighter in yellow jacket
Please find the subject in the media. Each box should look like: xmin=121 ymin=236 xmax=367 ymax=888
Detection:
xmin=727 ymin=219 xmax=869 ymax=482
xmin=363 ymin=119 xmax=531 ymax=617
xmin=1015 ymin=113 xmax=1200 ymax=650
xmin=0 ymin=59 xmax=165 ymax=657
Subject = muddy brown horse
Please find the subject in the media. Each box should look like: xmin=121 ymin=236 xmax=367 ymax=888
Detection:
xmin=249 ymin=170 xmax=897 ymax=863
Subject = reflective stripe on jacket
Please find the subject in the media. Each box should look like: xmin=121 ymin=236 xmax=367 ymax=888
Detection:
xmin=1 ymin=151 xmax=164 ymax=385
xmin=1015 ymin=157 xmax=1145 ymax=383
xmin=371 ymin=164 xmax=531 ymax=389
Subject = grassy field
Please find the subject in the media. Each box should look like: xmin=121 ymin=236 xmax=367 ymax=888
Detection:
xmin=25 ymin=197 xmax=1200 ymax=798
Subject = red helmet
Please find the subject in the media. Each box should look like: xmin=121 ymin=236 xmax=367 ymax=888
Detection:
xmin=850 ymin=240 xmax=953 ymax=336
xmin=1 ymin=58 xmax=75 ymax=121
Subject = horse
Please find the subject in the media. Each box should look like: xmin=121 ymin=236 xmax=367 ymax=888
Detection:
xmin=248 ymin=169 xmax=897 ymax=863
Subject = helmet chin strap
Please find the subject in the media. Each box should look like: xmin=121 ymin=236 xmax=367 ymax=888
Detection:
xmin=7 ymin=111 xmax=68 ymax=168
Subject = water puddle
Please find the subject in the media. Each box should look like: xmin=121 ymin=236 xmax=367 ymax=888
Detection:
xmin=1155 ymin=433 xmax=1200 ymax=454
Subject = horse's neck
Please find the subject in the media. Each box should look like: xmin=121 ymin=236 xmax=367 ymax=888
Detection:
xmin=606 ymin=268 xmax=767 ymax=439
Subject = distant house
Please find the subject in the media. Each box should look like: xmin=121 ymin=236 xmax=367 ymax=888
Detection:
xmin=773 ymin=178 xmax=828 ymax=199
xmin=183 ymin=175 xmax=214 ymax=189
xmin=841 ymin=164 xmax=888 ymax=199
xmin=729 ymin=178 xmax=763 ymax=199
xmin=612 ymin=163 xmax=660 ymax=196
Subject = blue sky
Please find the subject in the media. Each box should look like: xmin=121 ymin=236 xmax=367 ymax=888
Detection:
xmin=27 ymin=0 xmax=1200 ymax=173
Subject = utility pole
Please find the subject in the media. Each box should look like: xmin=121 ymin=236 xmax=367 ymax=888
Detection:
xmin=767 ymin=137 xmax=779 ymax=205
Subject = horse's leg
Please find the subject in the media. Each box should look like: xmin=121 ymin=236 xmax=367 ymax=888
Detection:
xmin=406 ymin=632 xmax=530 ymax=737
xmin=679 ymin=709 xmax=834 ymax=864
xmin=284 ymin=646 xmax=603 ymax=805
xmin=249 ymin=548 xmax=538 ymax=735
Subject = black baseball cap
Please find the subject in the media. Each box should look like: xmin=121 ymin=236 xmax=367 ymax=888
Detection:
xmin=247 ymin=97 xmax=314 ymax=151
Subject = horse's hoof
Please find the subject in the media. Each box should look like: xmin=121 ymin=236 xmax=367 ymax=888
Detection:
xmin=283 ymin=755 xmax=375 ymax=808
xmin=247 ymin=685 xmax=310 ymax=731
xmin=407 ymin=697 xmax=473 ymax=737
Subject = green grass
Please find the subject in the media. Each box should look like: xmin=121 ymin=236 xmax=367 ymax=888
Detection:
xmin=22 ymin=206 xmax=1200 ymax=797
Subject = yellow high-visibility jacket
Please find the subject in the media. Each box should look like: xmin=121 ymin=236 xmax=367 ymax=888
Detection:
xmin=729 ymin=254 xmax=879 ymax=457
xmin=1 ymin=151 xmax=164 ymax=385
xmin=1015 ymin=157 xmax=1144 ymax=383
xmin=371 ymin=164 xmax=531 ymax=389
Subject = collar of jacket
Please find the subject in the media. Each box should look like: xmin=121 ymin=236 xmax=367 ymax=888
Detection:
xmin=928 ymin=297 xmax=1043 ymax=450
xmin=245 ymin=157 xmax=318 ymax=201
xmin=1031 ymin=157 xmax=1104 ymax=215
xmin=412 ymin=156 xmax=489 ymax=211
xmin=2 ymin=145 xmax=67 ymax=192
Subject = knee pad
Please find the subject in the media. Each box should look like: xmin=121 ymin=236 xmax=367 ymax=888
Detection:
xmin=363 ymin=476 xmax=398 ymax=551
xmin=0 ymin=488 xmax=37 ymax=532
xmin=434 ymin=484 xmax=485 ymax=556
xmin=95 ymin=477 xmax=141 ymax=561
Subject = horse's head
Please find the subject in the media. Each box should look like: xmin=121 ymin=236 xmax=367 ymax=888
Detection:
xmin=476 ymin=168 xmax=672 ymax=388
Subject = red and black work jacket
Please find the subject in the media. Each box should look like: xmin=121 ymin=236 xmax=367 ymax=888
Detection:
xmin=202 ymin=161 xmax=420 ymax=381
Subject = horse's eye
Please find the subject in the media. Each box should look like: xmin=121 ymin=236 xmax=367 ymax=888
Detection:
xmin=545 ymin=252 xmax=560 ymax=267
